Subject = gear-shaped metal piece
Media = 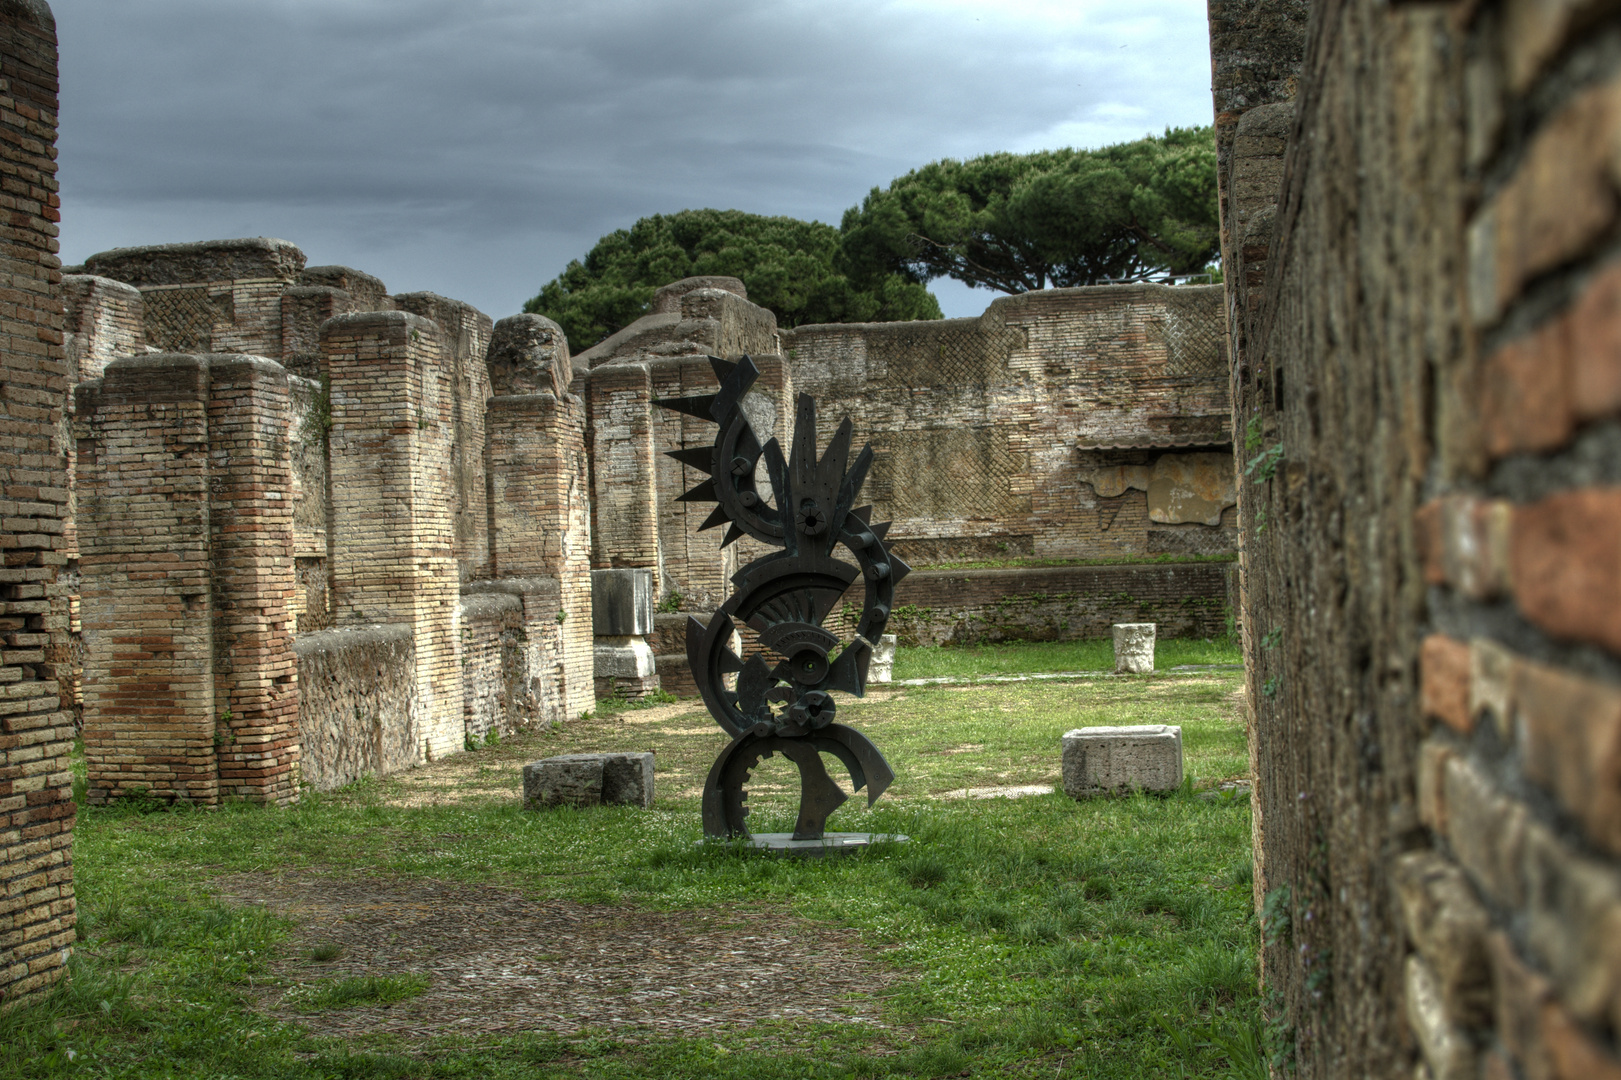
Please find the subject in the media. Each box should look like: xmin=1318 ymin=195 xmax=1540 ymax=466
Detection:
xmin=656 ymin=357 xmax=906 ymax=839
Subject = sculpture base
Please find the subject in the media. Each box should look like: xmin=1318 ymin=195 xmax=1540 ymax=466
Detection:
xmin=702 ymin=832 xmax=909 ymax=857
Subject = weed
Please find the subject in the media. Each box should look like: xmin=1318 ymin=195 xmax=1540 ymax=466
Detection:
xmin=655 ymin=591 xmax=683 ymax=614
xmin=1244 ymin=443 xmax=1284 ymax=484
xmin=308 ymin=942 xmax=343 ymax=962
xmin=1261 ymin=883 xmax=1293 ymax=948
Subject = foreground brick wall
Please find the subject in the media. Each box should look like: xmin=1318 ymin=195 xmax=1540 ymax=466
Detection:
xmin=0 ymin=0 xmax=72 ymax=1010
xmin=1216 ymin=0 xmax=1621 ymax=1073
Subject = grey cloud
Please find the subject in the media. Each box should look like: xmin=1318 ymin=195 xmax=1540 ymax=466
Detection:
xmin=55 ymin=0 xmax=1214 ymax=318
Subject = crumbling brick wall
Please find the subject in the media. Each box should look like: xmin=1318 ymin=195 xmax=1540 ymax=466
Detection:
xmin=69 ymin=244 xmax=595 ymax=792
xmin=1214 ymin=0 xmax=1621 ymax=1073
xmin=323 ymin=311 xmax=464 ymax=763
xmin=782 ymin=285 xmax=1233 ymax=564
xmin=82 ymin=237 xmax=305 ymax=359
xmin=0 ymin=0 xmax=73 ymax=1011
xmin=392 ymin=292 xmax=493 ymax=583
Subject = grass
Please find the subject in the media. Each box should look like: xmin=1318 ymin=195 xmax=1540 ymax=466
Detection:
xmin=282 ymin=974 xmax=432 ymax=1012
xmin=5 ymin=661 xmax=1257 ymax=1079
xmin=890 ymin=636 xmax=1242 ymax=682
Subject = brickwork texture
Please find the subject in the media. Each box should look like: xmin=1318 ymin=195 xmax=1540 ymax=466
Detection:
xmin=1215 ymin=0 xmax=1621 ymax=1074
xmin=0 ymin=0 xmax=74 ymax=1011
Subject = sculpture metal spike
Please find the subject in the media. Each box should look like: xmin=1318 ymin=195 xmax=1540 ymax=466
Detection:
xmin=654 ymin=356 xmax=902 ymax=841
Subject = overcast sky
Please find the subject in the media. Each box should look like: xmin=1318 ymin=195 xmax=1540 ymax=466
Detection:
xmin=54 ymin=0 xmax=1216 ymax=321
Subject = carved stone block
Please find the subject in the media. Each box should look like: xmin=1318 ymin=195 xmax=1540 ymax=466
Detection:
xmin=1062 ymin=724 xmax=1183 ymax=796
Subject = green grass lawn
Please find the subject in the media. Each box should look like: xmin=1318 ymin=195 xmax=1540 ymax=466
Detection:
xmin=3 ymin=667 xmax=1259 ymax=1080
xmin=890 ymin=636 xmax=1242 ymax=682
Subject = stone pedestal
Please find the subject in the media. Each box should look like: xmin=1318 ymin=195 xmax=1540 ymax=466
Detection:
xmin=592 ymin=568 xmax=653 ymax=635
xmin=1062 ymin=724 xmax=1183 ymax=796
xmin=592 ymin=568 xmax=658 ymax=696
xmin=871 ymin=634 xmax=897 ymax=683
xmin=594 ymin=635 xmax=659 ymax=698
xmin=1112 ymin=622 xmax=1156 ymax=673
xmin=523 ymin=752 xmax=655 ymax=809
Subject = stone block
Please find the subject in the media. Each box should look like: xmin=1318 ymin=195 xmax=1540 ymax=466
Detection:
xmin=871 ymin=634 xmax=897 ymax=683
xmin=1062 ymin=724 xmax=1182 ymax=796
xmin=1406 ymin=954 xmax=1477 ymax=1080
xmin=524 ymin=755 xmax=601 ymax=808
xmin=523 ymin=752 xmax=654 ymax=810
xmin=601 ymin=752 xmax=655 ymax=809
xmin=592 ymin=568 xmax=653 ymax=636
xmin=1112 ymin=623 xmax=1156 ymax=673
xmin=594 ymin=635 xmax=654 ymax=679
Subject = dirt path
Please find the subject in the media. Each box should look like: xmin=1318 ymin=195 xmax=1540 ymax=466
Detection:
xmin=220 ymin=871 xmax=904 ymax=1039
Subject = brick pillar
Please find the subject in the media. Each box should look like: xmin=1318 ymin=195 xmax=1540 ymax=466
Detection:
xmin=587 ymin=363 xmax=660 ymax=576
xmin=76 ymin=356 xmax=218 ymax=804
xmin=0 ymin=0 xmax=74 ymax=1009
xmin=486 ymin=391 xmax=594 ymax=719
xmin=391 ymin=293 xmax=492 ymax=583
xmin=207 ymin=356 xmax=299 ymax=803
xmin=323 ymin=312 xmax=463 ymax=762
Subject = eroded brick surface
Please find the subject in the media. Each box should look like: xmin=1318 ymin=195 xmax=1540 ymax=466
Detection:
xmin=1216 ymin=0 xmax=1621 ymax=1073
xmin=0 ymin=0 xmax=74 ymax=1010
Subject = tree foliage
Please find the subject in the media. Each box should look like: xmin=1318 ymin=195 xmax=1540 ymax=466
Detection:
xmin=839 ymin=127 xmax=1219 ymax=293
xmin=525 ymin=209 xmax=941 ymax=352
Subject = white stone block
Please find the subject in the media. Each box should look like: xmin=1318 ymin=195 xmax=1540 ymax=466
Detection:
xmin=1061 ymin=724 xmax=1182 ymax=796
xmin=870 ymin=634 xmax=897 ymax=683
xmin=1112 ymin=622 xmax=1156 ymax=673
xmin=594 ymin=635 xmax=655 ymax=679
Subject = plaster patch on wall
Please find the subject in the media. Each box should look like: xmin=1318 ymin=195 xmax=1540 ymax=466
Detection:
xmin=1147 ymin=453 xmax=1236 ymax=526
xmin=1087 ymin=464 xmax=1152 ymax=498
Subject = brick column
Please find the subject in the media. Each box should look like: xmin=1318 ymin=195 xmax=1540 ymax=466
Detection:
xmin=391 ymin=293 xmax=492 ymax=583
xmin=323 ymin=312 xmax=463 ymax=762
xmin=206 ymin=356 xmax=298 ymax=803
xmin=586 ymin=363 xmax=660 ymax=575
xmin=76 ymin=356 xmax=218 ymax=804
xmin=486 ymin=391 xmax=593 ymax=719
xmin=0 ymin=0 xmax=74 ymax=1009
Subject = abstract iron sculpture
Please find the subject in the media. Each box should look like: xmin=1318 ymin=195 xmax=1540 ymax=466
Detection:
xmin=655 ymin=355 xmax=909 ymax=840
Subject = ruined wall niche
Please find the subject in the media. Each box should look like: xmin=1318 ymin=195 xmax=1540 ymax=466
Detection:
xmin=0 ymin=0 xmax=76 ymax=1012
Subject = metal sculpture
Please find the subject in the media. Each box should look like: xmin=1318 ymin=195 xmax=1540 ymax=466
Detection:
xmin=655 ymin=355 xmax=909 ymax=840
